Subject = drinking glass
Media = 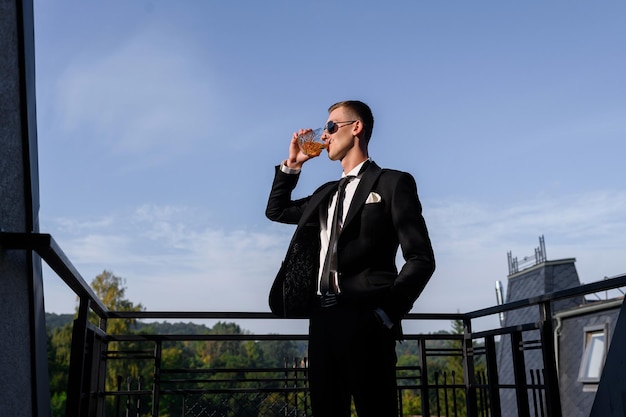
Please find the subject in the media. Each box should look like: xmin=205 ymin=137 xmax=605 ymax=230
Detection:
xmin=297 ymin=128 xmax=326 ymax=157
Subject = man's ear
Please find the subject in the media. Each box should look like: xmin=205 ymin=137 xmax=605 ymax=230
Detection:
xmin=352 ymin=120 xmax=363 ymax=137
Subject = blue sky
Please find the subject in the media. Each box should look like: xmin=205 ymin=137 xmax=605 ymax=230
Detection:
xmin=33 ymin=1 xmax=626 ymax=333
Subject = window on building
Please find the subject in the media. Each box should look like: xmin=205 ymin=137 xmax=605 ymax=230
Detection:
xmin=578 ymin=324 xmax=608 ymax=384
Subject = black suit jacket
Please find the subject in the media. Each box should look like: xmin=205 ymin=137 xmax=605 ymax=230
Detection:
xmin=266 ymin=161 xmax=435 ymax=324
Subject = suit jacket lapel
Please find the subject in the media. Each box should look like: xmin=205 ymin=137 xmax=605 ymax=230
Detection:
xmin=292 ymin=161 xmax=382 ymax=236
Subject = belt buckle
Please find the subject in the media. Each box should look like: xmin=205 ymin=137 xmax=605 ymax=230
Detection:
xmin=320 ymin=292 xmax=338 ymax=307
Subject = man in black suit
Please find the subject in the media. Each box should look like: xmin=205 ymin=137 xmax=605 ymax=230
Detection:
xmin=266 ymin=100 xmax=435 ymax=417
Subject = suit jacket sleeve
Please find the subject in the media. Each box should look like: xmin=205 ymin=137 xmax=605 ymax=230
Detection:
xmin=265 ymin=165 xmax=327 ymax=318
xmin=381 ymin=171 xmax=435 ymax=322
xmin=265 ymin=165 xmax=308 ymax=225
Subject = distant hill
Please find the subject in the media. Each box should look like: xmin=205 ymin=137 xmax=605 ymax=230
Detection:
xmin=45 ymin=312 xmax=213 ymax=334
xmin=45 ymin=312 xmax=74 ymax=329
xmin=137 ymin=320 xmax=213 ymax=334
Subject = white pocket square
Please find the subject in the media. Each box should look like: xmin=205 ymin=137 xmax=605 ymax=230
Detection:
xmin=365 ymin=192 xmax=382 ymax=204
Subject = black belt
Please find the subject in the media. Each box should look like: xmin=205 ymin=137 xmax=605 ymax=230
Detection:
xmin=319 ymin=292 xmax=339 ymax=307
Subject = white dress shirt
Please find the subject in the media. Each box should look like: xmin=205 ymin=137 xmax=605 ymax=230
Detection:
xmin=317 ymin=160 xmax=367 ymax=294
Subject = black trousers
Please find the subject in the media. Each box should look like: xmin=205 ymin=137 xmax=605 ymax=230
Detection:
xmin=308 ymin=302 xmax=399 ymax=417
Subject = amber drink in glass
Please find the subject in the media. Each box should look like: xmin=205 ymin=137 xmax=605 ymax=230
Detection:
xmin=297 ymin=128 xmax=326 ymax=157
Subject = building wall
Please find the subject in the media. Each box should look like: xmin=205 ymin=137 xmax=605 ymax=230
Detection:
xmin=496 ymin=259 xmax=581 ymax=417
xmin=557 ymin=304 xmax=621 ymax=417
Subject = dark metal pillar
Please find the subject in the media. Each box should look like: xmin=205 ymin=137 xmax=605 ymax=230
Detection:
xmin=485 ymin=335 xmax=502 ymax=417
xmin=418 ymin=338 xmax=430 ymax=416
xmin=0 ymin=0 xmax=50 ymax=416
xmin=511 ymin=331 xmax=530 ymax=417
xmin=539 ymin=302 xmax=562 ymax=417
xmin=463 ymin=318 xmax=478 ymax=417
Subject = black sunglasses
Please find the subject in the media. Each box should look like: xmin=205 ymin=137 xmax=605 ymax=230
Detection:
xmin=324 ymin=120 xmax=357 ymax=134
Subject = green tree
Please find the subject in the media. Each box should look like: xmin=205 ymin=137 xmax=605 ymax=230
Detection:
xmin=48 ymin=323 xmax=72 ymax=417
xmin=90 ymin=269 xmax=144 ymax=329
xmin=47 ymin=270 xmax=147 ymax=416
xmin=259 ymin=339 xmax=301 ymax=368
xmin=90 ymin=271 xmax=149 ymax=415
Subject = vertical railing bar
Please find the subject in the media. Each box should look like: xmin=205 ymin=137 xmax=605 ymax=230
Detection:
xmin=443 ymin=371 xmax=449 ymax=417
xmin=418 ymin=338 xmax=430 ymax=417
xmin=463 ymin=318 xmax=478 ymax=417
xmin=116 ymin=375 xmax=123 ymax=416
xmin=304 ymin=357 xmax=311 ymax=416
xmin=452 ymin=370 xmax=458 ymax=417
xmin=539 ymin=302 xmax=563 ymax=417
xmin=135 ymin=376 xmax=142 ymax=417
xmin=484 ymin=335 xmax=502 ymax=417
xmin=483 ymin=371 xmax=491 ymax=417
xmin=530 ymin=369 xmax=539 ymax=417
xmin=435 ymin=372 xmax=441 ymax=417
xmin=538 ymin=369 xmax=546 ymax=417
xmin=126 ymin=376 xmax=132 ymax=417
xmin=293 ymin=357 xmax=298 ymax=415
xmin=397 ymin=385 xmax=403 ymax=417
xmin=152 ymin=340 xmax=162 ymax=417
xmin=477 ymin=372 xmax=485 ymax=417
xmin=511 ymin=330 xmax=530 ymax=417
xmin=95 ymin=314 xmax=109 ymax=417
xmin=65 ymin=297 xmax=91 ymax=417
xmin=283 ymin=357 xmax=288 ymax=417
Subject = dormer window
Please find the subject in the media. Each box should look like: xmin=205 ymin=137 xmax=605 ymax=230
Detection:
xmin=578 ymin=324 xmax=609 ymax=388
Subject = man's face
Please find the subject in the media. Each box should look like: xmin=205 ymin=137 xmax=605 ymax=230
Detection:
xmin=323 ymin=107 xmax=356 ymax=161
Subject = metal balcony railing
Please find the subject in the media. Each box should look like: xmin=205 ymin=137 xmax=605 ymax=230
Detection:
xmin=2 ymin=231 xmax=626 ymax=417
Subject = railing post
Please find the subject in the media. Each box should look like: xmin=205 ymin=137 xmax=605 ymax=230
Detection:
xmin=540 ymin=302 xmax=562 ymax=417
xmin=484 ymin=335 xmax=502 ymax=417
xmin=511 ymin=330 xmax=530 ymax=417
xmin=116 ymin=376 xmax=123 ymax=416
xmin=283 ymin=357 xmax=289 ymax=416
xmin=66 ymin=298 xmax=91 ymax=417
xmin=152 ymin=340 xmax=162 ymax=417
xmin=418 ymin=338 xmax=430 ymax=416
xmin=290 ymin=358 xmax=295 ymax=413
xmin=434 ymin=372 xmax=441 ymax=415
xmin=93 ymin=318 xmax=108 ymax=417
xmin=463 ymin=318 xmax=478 ymax=417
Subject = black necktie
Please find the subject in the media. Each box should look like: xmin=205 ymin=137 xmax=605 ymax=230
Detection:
xmin=320 ymin=175 xmax=355 ymax=296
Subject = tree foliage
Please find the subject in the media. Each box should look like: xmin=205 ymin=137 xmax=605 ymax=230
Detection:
xmin=47 ymin=271 xmax=485 ymax=417
xmin=48 ymin=270 xmax=146 ymax=416
xmin=46 ymin=270 xmax=306 ymax=417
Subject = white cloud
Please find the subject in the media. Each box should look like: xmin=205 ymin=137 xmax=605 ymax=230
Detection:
xmin=43 ymin=204 xmax=289 ymax=318
xmin=42 ymin=189 xmax=626 ymax=334
xmin=420 ymin=189 xmax=626 ymax=330
xmin=429 ymin=190 xmax=626 ymax=249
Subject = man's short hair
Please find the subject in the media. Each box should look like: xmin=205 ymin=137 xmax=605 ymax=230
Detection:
xmin=328 ymin=100 xmax=374 ymax=143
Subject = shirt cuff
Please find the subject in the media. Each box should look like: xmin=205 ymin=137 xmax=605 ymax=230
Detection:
xmin=374 ymin=308 xmax=394 ymax=329
xmin=280 ymin=161 xmax=301 ymax=174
